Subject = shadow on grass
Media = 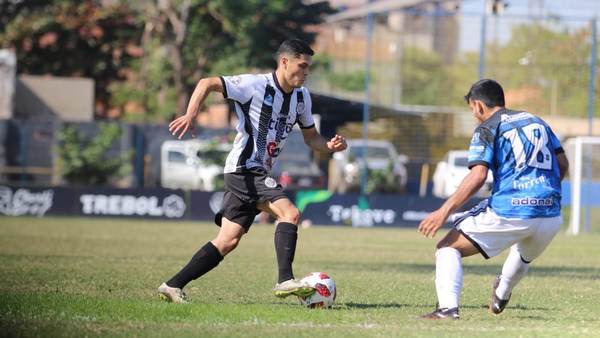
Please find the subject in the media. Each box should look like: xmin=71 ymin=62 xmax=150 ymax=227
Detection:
xmin=340 ymin=302 xmax=409 ymax=309
xmin=326 ymin=261 xmax=600 ymax=280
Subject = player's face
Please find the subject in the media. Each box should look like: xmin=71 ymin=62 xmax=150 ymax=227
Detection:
xmin=283 ymin=54 xmax=312 ymax=88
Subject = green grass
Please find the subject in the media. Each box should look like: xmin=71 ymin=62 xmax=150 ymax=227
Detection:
xmin=1 ymin=217 xmax=599 ymax=337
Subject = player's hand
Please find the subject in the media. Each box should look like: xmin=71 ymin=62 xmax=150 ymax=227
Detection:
xmin=169 ymin=114 xmax=196 ymax=139
xmin=327 ymin=134 xmax=347 ymax=152
xmin=418 ymin=209 xmax=447 ymax=238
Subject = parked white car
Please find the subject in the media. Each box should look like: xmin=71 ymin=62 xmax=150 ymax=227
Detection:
xmin=329 ymin=139 xmax=408 ymax=193
xmin=432 ymin=150 xmax=493 ymax=198
xmin=161 ymin=139 xmax=229 ymax=191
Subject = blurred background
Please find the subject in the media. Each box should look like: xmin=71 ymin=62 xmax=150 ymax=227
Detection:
xmin=0 ymin=0 xmax=598 ymax=232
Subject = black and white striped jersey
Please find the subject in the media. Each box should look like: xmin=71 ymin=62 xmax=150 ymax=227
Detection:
xmin=220 ymin=72 xmax=316 ymax=173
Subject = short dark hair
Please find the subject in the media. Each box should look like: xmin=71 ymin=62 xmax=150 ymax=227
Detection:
xmin=464 ymin=79 xmax=505 ymax=107
xmin=277 ymin=38 xmax=314 ymax=58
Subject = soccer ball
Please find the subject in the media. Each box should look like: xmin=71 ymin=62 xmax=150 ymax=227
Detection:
xmin=297 ymin=272 xmax=336 ymax=308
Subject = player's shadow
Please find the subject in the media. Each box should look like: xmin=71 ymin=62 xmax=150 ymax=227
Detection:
xmin=328 ymin=261 xmax=600 ymax=281
xmin=340 ymin=302 xmax=409 ymax=309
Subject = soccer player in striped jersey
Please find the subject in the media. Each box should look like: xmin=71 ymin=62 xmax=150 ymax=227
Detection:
xmin=159 ymin=39 xmax=347 ymax=303
xmin=419 ymin=79 xmax=569 ymax=319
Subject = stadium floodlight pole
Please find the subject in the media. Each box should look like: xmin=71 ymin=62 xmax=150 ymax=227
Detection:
xmin=587 ymin=18 xmax=597 ymax=137
xmin=584 ymin=17 xmax=597 ymax=232
xmin=478 ymin=0 xmax=489 ymax=79
xmin=360 ymin=0 xmax=373 ymax=198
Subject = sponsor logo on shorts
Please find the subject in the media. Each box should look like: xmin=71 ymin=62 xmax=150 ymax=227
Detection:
xmin=511 ymin=197 xmax=553 ymax=206
xmin=264 ymin=177 xmax=277 ymax=188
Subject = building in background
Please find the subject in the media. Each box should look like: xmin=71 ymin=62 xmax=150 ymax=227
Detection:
xmin=311 ymin=0 xmax=460 ymax=107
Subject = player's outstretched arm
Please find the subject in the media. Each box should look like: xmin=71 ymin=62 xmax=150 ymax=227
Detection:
xmin=300 ymin=127 xmax=347 ymax=153
xmin=418 ymin=165 xmax=488 ymax=238
xmin=169 ymin=77 xmax=224 ymax=139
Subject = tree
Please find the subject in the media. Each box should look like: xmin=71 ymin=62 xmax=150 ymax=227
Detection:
xmin=133 ymin=0 xmax=335 ymax=120
xmin=488 ymin=22 xmax=593 ymax=117
xmin=2 ymin=1 xmax=333 ymax=120
xmin=0 ymin=0 xmax=143 ymax=118
xmin=57 ymin=123 xmax=131 ymax=185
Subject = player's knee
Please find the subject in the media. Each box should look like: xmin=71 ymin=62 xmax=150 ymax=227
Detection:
xmin=279 ymin=207 xmax=301 ymax=224
xmin=214 ymin=236 xmax=241 ymax=255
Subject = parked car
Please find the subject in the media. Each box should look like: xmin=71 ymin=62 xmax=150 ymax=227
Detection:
xmin=272 ymin=157 xmax=325 ymax=190
xmin=268 ymin=129 xmax=326 ymax=190
xmin=160 ymin=139 xmax=229 ymax=191
xmin=432 ymin=150 xmax=493 ymax=198
xmin=329 ymin=139 xmax=408 ymax=193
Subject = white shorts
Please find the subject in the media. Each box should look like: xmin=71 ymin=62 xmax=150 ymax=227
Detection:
xmin=452 ymin=201 xmax=562 ymax=262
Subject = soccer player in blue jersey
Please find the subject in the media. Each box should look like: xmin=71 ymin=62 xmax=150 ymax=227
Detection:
xmin=418 ymin=79 xmax=569 ymax=319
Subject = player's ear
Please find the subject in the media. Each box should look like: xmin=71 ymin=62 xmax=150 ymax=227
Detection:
xmin=475 ymin=100 xmax=485 ymax=115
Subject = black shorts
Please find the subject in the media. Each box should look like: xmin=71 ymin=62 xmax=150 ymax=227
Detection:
xmin=214 ymin=169 xmax=288 ymax=231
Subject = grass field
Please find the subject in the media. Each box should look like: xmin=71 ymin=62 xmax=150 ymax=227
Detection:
xmin=1 ymin=217 xmax=599 ymax=337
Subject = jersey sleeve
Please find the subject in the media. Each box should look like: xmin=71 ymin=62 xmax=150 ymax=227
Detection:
xmin=468 ymin=126 xmax=494 ymax=169
xmin=546 ymin=126 xmax=564 ymax=154
xmin=220 ymin=74 xmax=256 ymax=103
xmin=296 ymin=89 xmax=315 ymax=129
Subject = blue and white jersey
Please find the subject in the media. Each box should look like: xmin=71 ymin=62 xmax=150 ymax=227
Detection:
xmin=468 ymin=109 xmax=564 ymax=218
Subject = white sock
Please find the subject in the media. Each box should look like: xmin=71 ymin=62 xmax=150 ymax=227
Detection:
xmin=496 ymin=246 xmax=529 ymax=300
xmin=435 ymin=247 xmax=463 ymax=309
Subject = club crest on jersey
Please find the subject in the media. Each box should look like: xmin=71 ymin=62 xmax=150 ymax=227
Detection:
xmin=296 ymin=102 xmax=305 ymax=114
xmin=265 ymin=94 xmax=274 ymax=106
xmin=231 ymin=76 xmax=242 ymax=86
xmin=264 ymin=177 xmax=277 ymax=188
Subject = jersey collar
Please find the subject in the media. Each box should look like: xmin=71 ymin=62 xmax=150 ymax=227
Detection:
xmin=272 ymin=71 xmax=293 ymax=96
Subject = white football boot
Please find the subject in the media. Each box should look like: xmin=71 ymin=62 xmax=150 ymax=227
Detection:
xmin=158 ymin=282 xmax=189 ymax=303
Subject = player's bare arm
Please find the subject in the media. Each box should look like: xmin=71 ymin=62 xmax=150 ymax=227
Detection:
xmin=169 ymin=77 xmax=224 ymax=139
xmin=300 ymin=127 xmax=347 ymax=153
xmin=557 ymin=152 xmax=569 ymax=181
xmin=418 ymin=164 xmax=488 ymax=238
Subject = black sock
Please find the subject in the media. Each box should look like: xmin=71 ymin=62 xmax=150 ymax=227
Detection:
xmin=166 ymin=241 xmax=223 ymax=289
xmin=274 ymin=222 xmax=298 ymax=283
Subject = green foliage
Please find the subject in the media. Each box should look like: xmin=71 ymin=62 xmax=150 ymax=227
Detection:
xmin=488 ymin=23 xmax=593 ymax=116
xmin=400 ymin=47 xmax=478 ymax=106
xmin=365 ymin=162 xmax=402 ymax=194
xmin=0 ymin=1 xmax=143 ymax=117
xmin=0 ymin=0 xmax=333 ymax=120
xmin=326 ymin=70 xmax=369 ymax=92
xmin=401 ymin=48 xmax=445 ymax=105
xmin=1 ymin=217 xmax=600 ymax=336
xmin=57 ymin=123 xmax=131 ymax=185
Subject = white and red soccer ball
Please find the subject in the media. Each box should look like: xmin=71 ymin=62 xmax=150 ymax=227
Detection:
xmin=297 ymin=272 xmax=337 ymax=308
